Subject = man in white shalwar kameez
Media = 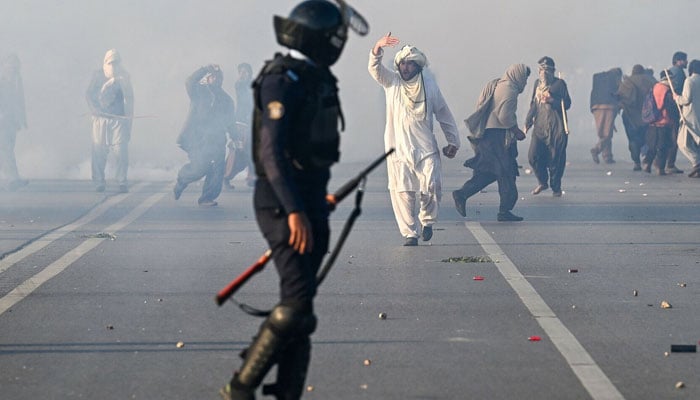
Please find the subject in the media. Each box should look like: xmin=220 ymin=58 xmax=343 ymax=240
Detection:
xmin=674 ymin=59 xmax=700 ymax=177
xmin=368 ymin=34 xmax=460 ymax=246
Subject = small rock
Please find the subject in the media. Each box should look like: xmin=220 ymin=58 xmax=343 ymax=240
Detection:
xmin=568 ymin=268 xmax=578 ymax=273
xmin=675 ymin=381 xmax=685 ymax=389
xmin=678 ymin=283 xmax=687 ymax=288
xmin=106 ymin=325 xmax=114 ymax=330
xmin=360 ymin=384 xmax=368 ymax=390
xmin=606 ymin=171 xmax=612 ymax=176
xmin=363 ymin=359 xmax=371 ymax=366
xmin=306 ymin=385 xmax=314 ymax=392
xmin=378 ymin=312 xmax=387 ymax=320
xmin=176 ymin=341 xmax=185 ymax=348
xmin=633 ymin=290 xmax=638 ymax=297
xmin=664 ymin=351 xmax=669 ymax=357
xmin=660 ymin=301 xmax=672 ymax=309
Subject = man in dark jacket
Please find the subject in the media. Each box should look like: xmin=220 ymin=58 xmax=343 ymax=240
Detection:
xmin=524 ymin=56 xmax=571 ymax=197
xmin=174 ymin=64 xmax=235 ymax=206
xmin=617 ymin=64 xmax=657 ymax=170
xmin=590 ymin=68 xmax=622 ymax=164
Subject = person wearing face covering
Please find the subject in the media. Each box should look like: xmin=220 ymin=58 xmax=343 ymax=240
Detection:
xmin=86 ymin=49 xmax=134 ymax=193
xmin=524 ymin=56 xmax=571 ymax=197
xmin=455 ymin=63 xmax=530 ymax=222
xmin=369 ymin=34 xmax=460 ymax=246
xmin=174 ymin=64 xmax=236 ymax=206
xmin=0 ymin=53 xmax=28 ymax=191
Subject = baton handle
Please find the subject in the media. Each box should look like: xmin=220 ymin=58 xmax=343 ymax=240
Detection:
xmin=328 ymin=148 xmax=394 ymax=205
xmin=215 ymin=249 xmax=272 ymax=306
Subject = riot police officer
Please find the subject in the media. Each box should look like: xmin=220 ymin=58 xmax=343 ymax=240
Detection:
xmin=219 ymin=1 xmax=368 ymax=399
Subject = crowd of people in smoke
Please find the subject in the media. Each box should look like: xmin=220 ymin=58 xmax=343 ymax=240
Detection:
xmin=1 ymin=47 xmax=698 ymax=209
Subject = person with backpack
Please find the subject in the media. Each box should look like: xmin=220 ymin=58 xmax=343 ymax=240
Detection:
xmin=643 ymin=70 xmax=679 ymax=175
xmin=617 ymin=65 xmax=656 ymax=171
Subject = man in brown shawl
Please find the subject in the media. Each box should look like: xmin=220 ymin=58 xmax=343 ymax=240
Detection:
xmin=454 ymin=63 xmax=529 ymax=222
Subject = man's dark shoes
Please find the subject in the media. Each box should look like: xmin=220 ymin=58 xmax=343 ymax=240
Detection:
xmin=497 ymin=211 xmax=524 ymax=222
xmin=633 ymin=163 xmax=642 ymax=171
xmin=590 ymin=149 xmax=600 ymax=164
xmin=531 ymin=184 xmax=548 ymax=195
xmin=666 ymin=166 xmax=684 ymax=174
xmin=421 ymin=225 xmax=433 ymax=241
xmin=403 ymin=237 xmax=418 ymax=246
xmin=452 ymin=190 xmax=466 ymax=217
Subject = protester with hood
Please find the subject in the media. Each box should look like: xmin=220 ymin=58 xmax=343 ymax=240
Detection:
xmin=368 ymin=34 xmax=460 ymax=246
xmin=86 ymin=49 xmax=133 ymax=193
xmin=674 ymin=59 xmax=700 ymax=177
xmin=617 ymin=64 xmax=657 ymax=171
xmin=0 ymin=53 xmax=28 ymax=191
xmin=174 ymin=64 xmax=235 ymax=206
xmin=589 ymin=67 xmax=622 ymax=164
xmin=219 ymin=1 xmax=368 ymax=398
xmin=524 ymin=56 xmax=571 ymax=197
xmin=455 ymin=63 xmax=529 ymax=222
xmin=223 ymin=62 xmax=255 ymax=189
xmin=644 ymin=70 xmax=679 ymax=175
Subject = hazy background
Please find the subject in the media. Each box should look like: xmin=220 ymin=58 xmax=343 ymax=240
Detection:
xmin=2 ymin=0 xmax=698 ymax=181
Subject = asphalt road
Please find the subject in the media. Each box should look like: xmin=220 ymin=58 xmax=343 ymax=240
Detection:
xmin=1 ymin=151 xmax=699 ymax=400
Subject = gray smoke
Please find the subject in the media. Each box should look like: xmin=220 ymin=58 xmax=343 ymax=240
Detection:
xmin=2 ymin=0 xmax=697 ymax=180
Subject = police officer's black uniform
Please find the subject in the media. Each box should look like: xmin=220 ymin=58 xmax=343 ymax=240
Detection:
xmin=220 ymin=1 xmax=368 ymax=399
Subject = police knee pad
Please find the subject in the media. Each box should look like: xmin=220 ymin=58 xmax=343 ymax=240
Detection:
xmin=267 ymin=304 xmax=317 ymax=338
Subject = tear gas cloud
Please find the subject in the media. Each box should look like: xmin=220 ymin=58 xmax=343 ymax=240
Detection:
xmin=2 ymin=0 xmax=698 ymax=181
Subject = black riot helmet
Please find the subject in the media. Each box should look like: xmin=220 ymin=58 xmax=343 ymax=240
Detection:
xmin=274 ymin=0 xmax=368 ymax=66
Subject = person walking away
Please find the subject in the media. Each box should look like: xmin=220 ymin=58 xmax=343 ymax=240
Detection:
xmin=674 ymin=59 xmax=700 ymax=177
xmin=86 ymin=49 xmax=133 ymax=193
xmin=524 ymin=56 xmax=571 ymax=197
xmin=368 ymin=34 xmax=460 ymax=246
xmin=644 ymin=70 xmax=679 ymax=175
xmin=0 ymin=53 xmax=28 ymax=191
xmin=219 ymin=1 xmax=368 ymax=399
xmin=617 ymin=64 xmax=657 ymax=171
xmin=589 ymin=68 xmax=622 ymax=164
xmin=174 ymin=64 xmax=235 ymax=207
xmin=454 ymin=64 xmax=530 ymax=222
xmin=665 ymin=51 xmax=688 ymax=174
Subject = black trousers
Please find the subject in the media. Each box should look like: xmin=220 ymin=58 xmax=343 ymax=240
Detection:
xmin=456 ymin=171 xmax=518 ymax=213
xmin=646 ymin=125 xmax=672 ymax=171
xmin=622 ymin=116 xmax=647 ymax=165
xmin=255 ymin=207 xmax=329 ymax=307
xmin=528 ymin=133 xmax=567 ymax=192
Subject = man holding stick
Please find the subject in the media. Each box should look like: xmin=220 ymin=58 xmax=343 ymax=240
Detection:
xmin=524 ymin=56 xmax=571 ymax=197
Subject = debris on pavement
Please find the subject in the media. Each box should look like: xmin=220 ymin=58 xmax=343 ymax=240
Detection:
xmin=633 ymin=290 xmax=638 ymax=297
xmin=176 ymin=341 xmax=185 ymax=348
xmin=675 ymin=381 xmax=685 ymax=389
xmin=83 ymin=232 xmax=117 ymax=240
xmin=472 ymin=276 xmax=485 ymax=281
xmin=568 ymin=268 xmax=578 ymax=273
xmin=678 ymin=282 xmax=687 ymax=288
xmin=528 ymin=336 xmax=541 ymax=342
xmin=363 ymin=359 xmax=371 ymax=366
xmin=441 ymin=256 xmax=493 ymax=263
xmin=378 ymin=312 xmax=387 ymax=320
xmin=660 ymin=301 xmax=672 ymax=309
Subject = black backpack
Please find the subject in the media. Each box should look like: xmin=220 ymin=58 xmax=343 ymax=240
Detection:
xmin=641 ymin=86 xmax=662 ymax=124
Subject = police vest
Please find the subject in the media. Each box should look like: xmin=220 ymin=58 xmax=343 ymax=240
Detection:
xmin=252 ymin=53 xmax=343 ymax=171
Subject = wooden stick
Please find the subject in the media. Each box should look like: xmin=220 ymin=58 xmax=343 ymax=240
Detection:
xmin=559 ymin=72 xmax=570 ymax=135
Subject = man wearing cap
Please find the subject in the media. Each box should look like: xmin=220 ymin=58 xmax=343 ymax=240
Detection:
xmin=86 ymin=49 xmax=133 ymax=193
xmin=369 ymin=34 xmax=460 ymax=246
xmin=524 ymin=56 xmax=571 ymax=197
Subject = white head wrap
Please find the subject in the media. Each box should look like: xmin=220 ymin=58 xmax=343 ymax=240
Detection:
xmin=393 ymin=45 xmax=428 ymax=70
xmin=103 ymin=49 xmax=121 ymax=65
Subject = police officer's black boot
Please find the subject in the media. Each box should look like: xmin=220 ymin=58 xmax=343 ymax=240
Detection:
xmin=263 ymin=336 xmax=311 ymax=400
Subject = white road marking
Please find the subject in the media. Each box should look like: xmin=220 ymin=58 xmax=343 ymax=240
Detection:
xmin=0 ymin=182 xmax=148 ymax=275
xmin=0 ymin=191 xmax=165 ymax=316
xmin=465 ymin=221 xmax=625 ymax=400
